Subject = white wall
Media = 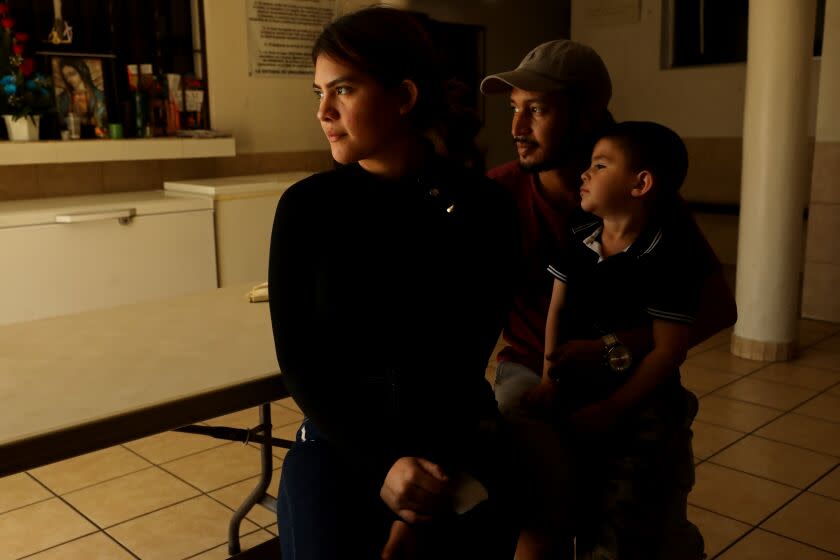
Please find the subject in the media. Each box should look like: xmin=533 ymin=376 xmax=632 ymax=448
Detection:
xmin=203 ymin=0 xmax=569 ymax=164
xmin=203 ymin=0 xmax=325 ymax=154
xmin=571 ymin=0 xmax=821 ymax=137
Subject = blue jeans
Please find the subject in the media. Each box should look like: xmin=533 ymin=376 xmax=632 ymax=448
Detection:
xmin=277 ymin=418 xmax=518 ymax=560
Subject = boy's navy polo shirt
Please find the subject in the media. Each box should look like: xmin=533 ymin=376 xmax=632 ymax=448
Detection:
xmin=548 ymin=219 xmax=705 ymax=339
xmin=546 ymin=218 xmax=706 ymax=410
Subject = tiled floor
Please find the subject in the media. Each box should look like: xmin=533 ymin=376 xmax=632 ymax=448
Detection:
xmin=2 ymin=320 xmax=839 ymax=559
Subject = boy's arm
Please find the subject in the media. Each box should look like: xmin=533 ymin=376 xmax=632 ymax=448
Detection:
xmin=543 ymin=278 xmax=568 ymax=379
xmin=547 ymin=267 xmax=735 ymax=371
xmin=572 ymin=319 xmax=691 ymax=433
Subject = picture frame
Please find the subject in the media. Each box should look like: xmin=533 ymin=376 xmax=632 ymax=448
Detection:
xmin=48 ymin=54 xmax=110 ymax=134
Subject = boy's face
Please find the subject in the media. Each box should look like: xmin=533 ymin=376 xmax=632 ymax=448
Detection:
xmin=579 ymin=138 xmax=640 ymax=216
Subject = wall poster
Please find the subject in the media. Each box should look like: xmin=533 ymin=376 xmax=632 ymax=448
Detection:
xmin=247 ymin=0 xmax=337 ymax=77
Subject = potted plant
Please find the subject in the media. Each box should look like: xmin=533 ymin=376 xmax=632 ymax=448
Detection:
xmin=1 ymin=3 xmax=52 ymax=141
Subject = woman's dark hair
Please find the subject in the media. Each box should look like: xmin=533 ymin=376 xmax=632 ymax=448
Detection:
xmin=59 ymin=58 xmax=96 ymax=90
xmin=600 ymin=121 xmax=689 ymax=198
xmin=312 ymin=7 xmax=445 ymax=133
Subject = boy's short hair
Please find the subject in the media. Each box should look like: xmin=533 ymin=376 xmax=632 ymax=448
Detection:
xmin=601 ymin=121 xmax=688 ymax=198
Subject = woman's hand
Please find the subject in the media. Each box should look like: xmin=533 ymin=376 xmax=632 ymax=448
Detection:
xmin=380 ymin=457 xmax=450 ymax=523
xmin=381 ymin=519 xmax=417 ymax=560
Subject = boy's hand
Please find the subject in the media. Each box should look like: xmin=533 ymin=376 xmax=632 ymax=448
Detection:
xmin=571 ymin=399 xmax=621 ymax=435
xmin=521 ymin=379 xmax=558 ymax=413
xmin=545 ymin=339 xmax=604 ymax=372
xmin=380 ymin=457 xmax=450 ymax=523
xmin=381 ymin=519 xmax=417 ymax=560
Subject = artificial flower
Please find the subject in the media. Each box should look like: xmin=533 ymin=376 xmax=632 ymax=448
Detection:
xmin=1 ymin=8 xmax=51 ymax=121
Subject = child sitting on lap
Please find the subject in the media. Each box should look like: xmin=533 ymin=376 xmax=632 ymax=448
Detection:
xmin=524 ymin=121 xmax=706 ymax=560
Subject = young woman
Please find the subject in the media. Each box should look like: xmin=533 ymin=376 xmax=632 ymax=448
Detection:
xmin=267 ymin=7 xmax=521 ymax=559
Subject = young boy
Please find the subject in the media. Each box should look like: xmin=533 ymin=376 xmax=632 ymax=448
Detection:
xmin=524 ymin=121 xmax=706 ymax=559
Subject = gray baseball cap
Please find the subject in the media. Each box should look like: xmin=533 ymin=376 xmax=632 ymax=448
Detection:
xmin=480 ymin=39 xmax=612 ymax=106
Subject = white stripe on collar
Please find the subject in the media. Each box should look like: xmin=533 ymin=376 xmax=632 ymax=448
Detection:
xmin=640 ymin=228 xmax=663 ymax=256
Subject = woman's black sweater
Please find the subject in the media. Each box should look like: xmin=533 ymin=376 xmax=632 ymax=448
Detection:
xmin=268 ymin=157 xmax=521 ymax=483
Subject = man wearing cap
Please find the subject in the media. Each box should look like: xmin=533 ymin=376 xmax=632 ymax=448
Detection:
xmin=481 ymin=40 xmax=735 ymax=559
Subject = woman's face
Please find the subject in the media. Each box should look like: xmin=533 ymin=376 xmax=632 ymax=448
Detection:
xmin=313 ymin=55 xmax=407 ymax=170
xmin=62 ymin=65 xmax=83 ymax=89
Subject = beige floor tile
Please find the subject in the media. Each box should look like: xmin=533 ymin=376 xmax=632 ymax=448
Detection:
xmin=751 ymin=362 xmax=840 ymax=391
xmin=689 ymin=463 xmax=799 ymax=524
xmin=713 ymin=378 xmax=817 ymax=411
xmin=799 ymin=320 xmax=840 ymax=349
xmin=124 ymin=430 xmax=227 ymax=465
xmin=209 ymin=468 xmax=280 ymax=527
xmin=207 ymin=404 xmax=302 ymax=430
xmin=107 ymin=496 xmax=258 ymax=560
xmin=63 ymin=466 xmax=200 ymax=528
xmin=717 ymin=528 xmax=839 ymax=559
xmin=0 ymin=498 xmax=97 ymax=560
xmin=25 ymin=532 xmax=135 ymax=560
xmin=161 ymin=443 xmax=263 ymax=492
xmin=756 ymin=414 xmax=840 ymax=456
xmin=815 ymin=333 xmax=840 ymax=350
xmin=189 ymin=529 xmax=276 ymax=560
xmin=273 ymin=422 xmax=300 ymax=442
xmin=681 ymin=363 xmax=743 ymax=397
xmin=266 ymin=523 xmax=278 ymax=536
xmin=0 ymin=473 xmax=52 ymax=514
xmin=792 ymin=347 xmax=840 ymax=371
xmin=274 ymin=397 xmax=301 ymax=413
xmin=204 ymin=407 xmax=263 ymax=429
xmin=266 ymin=404 xmax=304 ymax=428
xmin=686 ymin=505 xmax=751 ymax=559
xmin=708 ymin=435 xmax=839 ymax=488
xmin=248 ymin=440 xmax=289 ymax=461
xmin=688 ymin=330 xmax=732 ymax=356
xmin=696 ymin=395 xmax=784 ymax=432
xmin=692 ymin=421 xmax=746 ymax=460
xmin=685 ymin=349 xmax=767 ymax=376
xmin=29 ymin=446 xmax=152 ymax=495
xmin=762 ymin=492 xmax=840 ymax=554
xmin=795 ymin=393 xmax=840 ymax=423
xmin=811 ymin=465 xmax=840 ymax=500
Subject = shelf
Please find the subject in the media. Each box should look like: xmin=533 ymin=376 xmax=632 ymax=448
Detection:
xmin=0 ymin=137 xmax=236 ymax=166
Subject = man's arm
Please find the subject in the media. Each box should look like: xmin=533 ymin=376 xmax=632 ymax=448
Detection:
xmin=689 ymin=268 xmax=737 ymax=346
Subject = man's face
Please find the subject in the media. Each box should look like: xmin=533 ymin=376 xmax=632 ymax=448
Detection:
xmin=509 ymin=88 xmax=572 ymax=172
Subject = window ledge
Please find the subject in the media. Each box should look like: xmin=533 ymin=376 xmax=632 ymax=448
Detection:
xmin=0 ymin=137 xmax=236 ymax=166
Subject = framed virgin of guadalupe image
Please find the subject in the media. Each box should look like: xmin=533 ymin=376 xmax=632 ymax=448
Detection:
xmin=49 ymin=54 xmax=110 ymax=136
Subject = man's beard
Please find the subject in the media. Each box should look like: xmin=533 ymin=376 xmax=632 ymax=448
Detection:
xmin=514 ymin=135 xmax=588 ymax=173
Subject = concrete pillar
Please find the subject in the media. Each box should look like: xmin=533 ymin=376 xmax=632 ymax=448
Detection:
xmin=731 ymin=0 xmax=817 ymax=361
xmin=802 ymin=0 xmax=840 ymax=322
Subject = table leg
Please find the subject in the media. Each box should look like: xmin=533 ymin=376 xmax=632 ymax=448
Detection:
xmin=228 ymin=403 xmax=274 ymax=555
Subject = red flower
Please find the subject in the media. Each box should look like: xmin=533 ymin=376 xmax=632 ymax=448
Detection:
xmin=15 ymin=32 xmax=28 ymax=42
xmin=1 ymin=17 xmax=13 ymax=29
xmin=0 ymin=4 xmax=8 ymax=16
xmin=12 ymin=44 xmax=23 ymax=56
xmin=20 ymin=58 xmax=33 ymax=77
